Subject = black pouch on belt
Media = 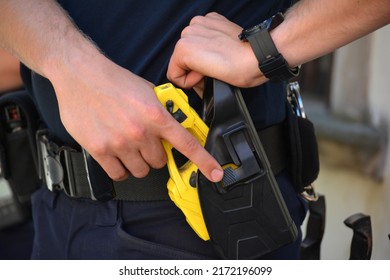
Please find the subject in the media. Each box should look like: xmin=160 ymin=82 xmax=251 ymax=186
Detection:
xmin=0 ymin=90 xmax=41 ymax=228
xmin=285 ymin=84 xmax=320 ymax=194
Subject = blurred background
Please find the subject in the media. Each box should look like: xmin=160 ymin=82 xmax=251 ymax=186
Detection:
xmin=298 ymin=24 xmax=390 ymax=259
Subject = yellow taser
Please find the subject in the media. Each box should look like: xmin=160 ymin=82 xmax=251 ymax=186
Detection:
xmin=154 ymin=83 xmax=210 ymax=241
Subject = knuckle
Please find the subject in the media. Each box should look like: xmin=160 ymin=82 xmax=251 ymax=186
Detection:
xmin=180 ymin=26 xmax=191 ymax=38
xmin=182 ymin=136 xmax=201 ymax=156
xmin=88 ymin=141 xmax=109 ymax=157
xmin=174 ymin=39 xmax=189 ymax=57
xmin=126 ymin=124 xmax=147 ymax=142
xmin=206 ymin=12 xmax=219 ymax=18
xmin=189 ymin=15 xmax=204 ymax=26
xmin=145 ymin=104 xmax=168 ymax=125
xmin=130 ymin=166 xmax=150 ymax=179
xmin=109 ymin=170 xmax=129 ymax=181
xmin=110 ymin=133 xmax=128 ymax=150
xmin=150 ymin=154 xmax=167 ymax=169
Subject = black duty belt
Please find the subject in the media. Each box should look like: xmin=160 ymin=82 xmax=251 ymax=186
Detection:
xmin=36 ymin=123 xmax=287 ymax=202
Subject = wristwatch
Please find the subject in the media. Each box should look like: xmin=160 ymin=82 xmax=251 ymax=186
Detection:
xmin=238 ymin=13 xmax=300 ymax=82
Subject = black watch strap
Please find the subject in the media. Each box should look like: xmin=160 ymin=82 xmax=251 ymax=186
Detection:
xmin=240 ymin=14 xmax=300 ymax=82
xmin=245 ymin=27 xmax=277 ymax=65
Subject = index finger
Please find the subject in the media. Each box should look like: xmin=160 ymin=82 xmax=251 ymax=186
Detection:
xmin=162 ymin=121 xmax=223 ymax=183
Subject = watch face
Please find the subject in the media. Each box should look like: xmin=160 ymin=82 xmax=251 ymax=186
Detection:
xmin=239 ymin=12 xmax=285 ymax=40
xmin=245 ymin=24 xmax=262 ymax=35
xmin=239 ymin=22 xmax=266 ymax=40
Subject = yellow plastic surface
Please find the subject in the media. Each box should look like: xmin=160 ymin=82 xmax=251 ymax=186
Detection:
xmin=154 ymin=83 xmax=210 ymax=240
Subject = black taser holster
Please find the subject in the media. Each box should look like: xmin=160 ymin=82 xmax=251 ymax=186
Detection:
xmin=196 ymin=79 xmax=298 ymax=259
xmin=0 ymin=90 xmax=41 ymax=229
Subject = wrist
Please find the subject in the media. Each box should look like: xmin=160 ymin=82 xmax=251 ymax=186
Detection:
xmin=269 ymin=17 xmax=299 ymax=68
xmin=240 ymin=42 xmax=268 ymax=87
xmin=44 ymin=31 xmax=105 ymax=91
xmin=238 ymin=13 xmax=300 ymax=83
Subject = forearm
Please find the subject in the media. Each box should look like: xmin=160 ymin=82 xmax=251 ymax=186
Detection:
xmin=0 ymin=0 xmax=101 ymax=82
xmin=274 ymin=0 xmax=390 ymax=67
xmin=0 ymin=0 xmax=115 ymax=108
xmin=0 ymin=70 xmax=22 ymax=94
xmin=0 ymin=48 xmax=22 ymax=94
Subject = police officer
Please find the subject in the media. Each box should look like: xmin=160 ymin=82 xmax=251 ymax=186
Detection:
xmin=0 ymin=0 xmax=316 ymax=259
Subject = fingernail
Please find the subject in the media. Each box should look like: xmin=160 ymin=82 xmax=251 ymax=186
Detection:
xmin=211 ymin=169 xmax=224 ymax=182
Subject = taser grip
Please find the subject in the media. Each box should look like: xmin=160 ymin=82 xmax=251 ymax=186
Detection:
xmin=154 ymin=83 xmax=210 ymax=240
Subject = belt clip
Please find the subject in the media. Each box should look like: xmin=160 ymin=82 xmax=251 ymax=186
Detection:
xmin=37 ymin=130 xmax=63 ymax=191
xmin=287 ymin=81 xmax=306 ymax=118
xmin=301 ymin=184 xmax=319 ymax=202
xmin=36 ymin=130 xmax=78 ymax=197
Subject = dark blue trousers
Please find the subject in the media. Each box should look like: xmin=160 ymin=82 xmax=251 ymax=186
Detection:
xmin=0 ymin=220 xmax=34 ymax=260
xmin=30 ymin=170 xmax=307 ymax=260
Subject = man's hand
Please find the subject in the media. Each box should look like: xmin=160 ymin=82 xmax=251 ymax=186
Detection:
xmin=51 ymin=49 xmax=223 ymax=182
xmin=0 ymin=0 xmax=223 ymax=183
xmin=167 ymin=13 xmax=267 ymax=90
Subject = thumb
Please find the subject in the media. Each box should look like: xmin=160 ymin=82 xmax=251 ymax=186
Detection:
xmin=167 ymin=58 xmax=204 ymax=89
